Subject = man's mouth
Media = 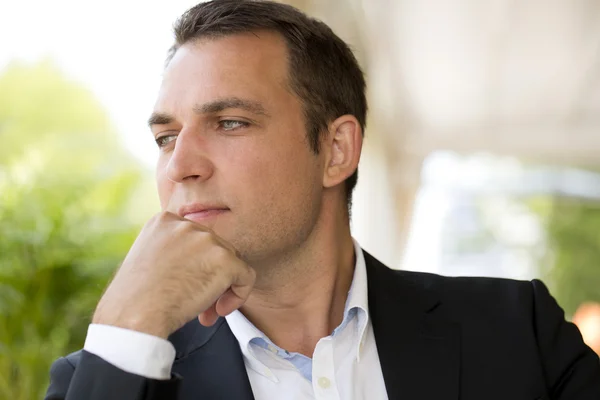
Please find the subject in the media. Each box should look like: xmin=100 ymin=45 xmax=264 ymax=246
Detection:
xmin=178 ymin=203 xmax=230 ymax=224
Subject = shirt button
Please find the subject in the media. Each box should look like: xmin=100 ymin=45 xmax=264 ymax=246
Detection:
xmin=318 ymin=377 xmax=331 ymax=389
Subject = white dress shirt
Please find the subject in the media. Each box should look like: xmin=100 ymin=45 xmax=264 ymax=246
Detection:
xmin=84 ymin=239 xmax=388 ymax=399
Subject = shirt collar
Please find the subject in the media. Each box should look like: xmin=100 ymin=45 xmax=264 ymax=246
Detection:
xmin=347 ymin=238 xmax=370 ymax=361
xmin=225 ymin=238 xmax=371 ymax=368
xmin=226 ymin=309 xmax=279 ymax=381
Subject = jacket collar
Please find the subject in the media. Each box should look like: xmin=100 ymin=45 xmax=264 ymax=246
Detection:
xmin=365 ymin=250 xmax=460 ymax=400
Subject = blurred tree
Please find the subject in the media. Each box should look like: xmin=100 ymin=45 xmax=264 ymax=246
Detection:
xmin=539 ymin=197 xmax=600 ymax=316
xmin=0 ymin=60 xmax=153 ymax=399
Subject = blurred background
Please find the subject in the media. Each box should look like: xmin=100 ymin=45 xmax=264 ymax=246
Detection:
xmin=1 ymin=0 xmax=599 ymax=397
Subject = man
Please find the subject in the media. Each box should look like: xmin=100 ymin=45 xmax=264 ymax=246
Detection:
xmin=45 ymin=1 xmax=600 ymax=399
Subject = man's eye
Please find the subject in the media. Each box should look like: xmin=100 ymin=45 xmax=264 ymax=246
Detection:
xmin=220 ymin=120 xmax=248 ymax=131
xmin=155 ymin=135 xmax=177 ymax=148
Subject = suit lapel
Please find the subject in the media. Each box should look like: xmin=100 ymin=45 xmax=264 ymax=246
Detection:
xmin=365 ymin=251 xmax=460 ymax=400
xmin=168 ymin=318 xmax=255 ymax=400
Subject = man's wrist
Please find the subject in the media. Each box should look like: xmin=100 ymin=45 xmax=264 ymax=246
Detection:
xmin=92 ymin=307 xmax=172 ymax=339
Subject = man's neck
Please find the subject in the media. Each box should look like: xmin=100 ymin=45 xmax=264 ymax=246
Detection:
xmin=240 ymin=216 xmax=356 ymax=357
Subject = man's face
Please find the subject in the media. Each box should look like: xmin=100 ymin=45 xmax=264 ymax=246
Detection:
xmin=151 ymin=31 xmax=325 ymax=264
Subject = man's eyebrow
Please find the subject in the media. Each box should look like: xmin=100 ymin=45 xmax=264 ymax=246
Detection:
xmin=194 ymin=97 xmax=270 ymax=117
xmin=147 ymin=112 xmax=174 ymax=128
xmin=147 ymin=98 xmax=269 ymax=128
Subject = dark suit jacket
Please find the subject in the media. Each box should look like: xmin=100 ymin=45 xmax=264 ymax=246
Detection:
xmin=45 ymin=251 xmax=600 ymax=400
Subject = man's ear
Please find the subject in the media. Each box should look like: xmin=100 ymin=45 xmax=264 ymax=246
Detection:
xmin=322 ymin=115 xmax=363 ymax=189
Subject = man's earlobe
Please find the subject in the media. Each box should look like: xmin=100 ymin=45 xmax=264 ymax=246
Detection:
xmin=323 ymin=115 xmax=362 ymax=189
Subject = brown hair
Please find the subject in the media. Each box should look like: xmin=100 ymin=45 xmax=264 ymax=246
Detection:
xmin=168 ymin=0 xmax=367 ymax=209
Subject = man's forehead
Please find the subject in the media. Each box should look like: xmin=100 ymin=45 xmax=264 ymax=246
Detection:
xmin=156 ymin=33 xmax=293 ymax=109
xmin=161 ymin=33 xmax=290 ymax=91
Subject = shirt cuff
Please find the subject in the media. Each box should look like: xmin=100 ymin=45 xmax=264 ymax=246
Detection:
xmin=83 ymin=324 xmax=176 ymax=380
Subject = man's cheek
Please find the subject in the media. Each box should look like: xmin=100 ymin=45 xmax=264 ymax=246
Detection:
xmin=156 ymin=181 xmax=173 ymax=210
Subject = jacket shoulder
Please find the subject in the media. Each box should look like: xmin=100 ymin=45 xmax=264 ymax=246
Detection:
xmin=399 ymin=268 xmax=537 ymax=316
xmin=45 ymin=351 xmax=81 ymax=399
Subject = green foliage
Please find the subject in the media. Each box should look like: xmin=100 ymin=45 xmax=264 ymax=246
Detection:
xmin=541 ymin=198 xmax=600 ymax=316
xmin=0 ymin=60 xmax=152 ymax=399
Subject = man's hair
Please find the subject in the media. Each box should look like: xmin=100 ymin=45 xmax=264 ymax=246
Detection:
xmin=168 ymin=0 xmax=367 ymax=211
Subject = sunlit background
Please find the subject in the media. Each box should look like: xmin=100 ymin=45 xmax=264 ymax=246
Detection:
xmin=1 ymin=0 xmax=600 ymax=398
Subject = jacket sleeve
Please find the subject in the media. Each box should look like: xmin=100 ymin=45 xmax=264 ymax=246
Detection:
xmin=532 ymin=279 xmax=600 ymax=399
xmin=44 ymin=350 xmax=180 ymax=400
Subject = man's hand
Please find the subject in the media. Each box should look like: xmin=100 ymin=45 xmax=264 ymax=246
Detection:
xmin=92 ymin=211 xmax=256 ymax=339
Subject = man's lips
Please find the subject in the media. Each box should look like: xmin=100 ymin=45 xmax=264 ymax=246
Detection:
xmin=178 ymin=204 xmax=229 ymax=223
xmin=183 ymin=209 xmax=228 ymax=223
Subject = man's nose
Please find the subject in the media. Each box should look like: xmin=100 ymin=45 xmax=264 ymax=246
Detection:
xmin=165 ymin=129 xmax=214 ymax=183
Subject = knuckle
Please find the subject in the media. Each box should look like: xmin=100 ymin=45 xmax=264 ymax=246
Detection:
xmin=208 ymin=244 xmax=231 ymax=263
xmin=157 ymin=210 xmax=171 ymax=220
xmin=244 ymin=265 xmax=257 ymax=282
xmin=174 ymin=219 xmax=192 ymax=234
xmin=196 ymin=229 xmax=215 ymax=245
xmin=152 ymin=210 xmax=174 ymax=226
xmin=145 ymin=212 xmax=162 ymax=226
